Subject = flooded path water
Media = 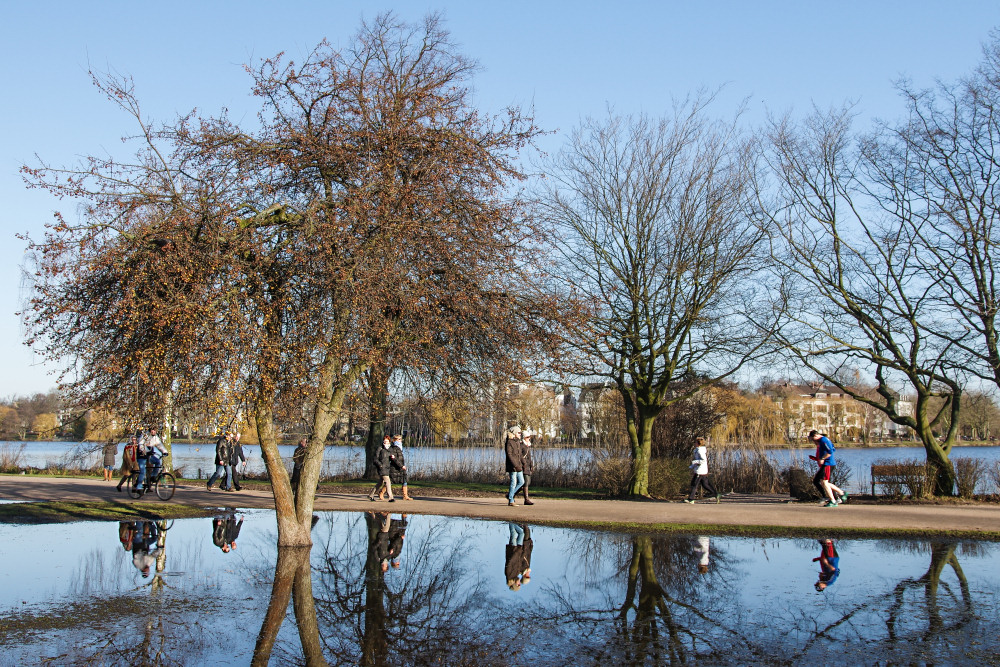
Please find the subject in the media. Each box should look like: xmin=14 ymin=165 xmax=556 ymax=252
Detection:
xmin=0 ymin=510 xmax=997 ymax=665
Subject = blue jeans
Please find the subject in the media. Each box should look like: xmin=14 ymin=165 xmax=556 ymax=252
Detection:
xmin=208 ymin=464 xmax=232 ymax=490
xmin=509 ymin=523 xmax=524 ymax=545
xmin=136 ymin=457 xmax=148 ymax=489
xmin=507 ymin=471 xmax=524 ymax=502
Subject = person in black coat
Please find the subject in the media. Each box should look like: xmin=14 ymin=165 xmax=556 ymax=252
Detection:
xmin=504 ymin=427 xmax=525 ymax=506
xmin=227 ymin=433 xmax=247 ymax=491
xmin=368 ymin=436 xmax=396 ymax=502
xmin=521 ymin=430 xmax=536 ymax=506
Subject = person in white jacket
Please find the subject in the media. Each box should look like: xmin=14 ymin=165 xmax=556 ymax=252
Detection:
xmin=684 ymin=437 xmax=721 ymax=504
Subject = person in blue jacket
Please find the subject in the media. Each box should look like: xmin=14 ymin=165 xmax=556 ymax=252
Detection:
xmin=809 ymin=430 xmax=847 ymax=507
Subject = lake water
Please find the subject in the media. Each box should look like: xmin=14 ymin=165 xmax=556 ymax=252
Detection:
xmin=0 ymin=510 xmax=996 ymax=665
xmin=6 ymin=441 xmax=1000 ymax=494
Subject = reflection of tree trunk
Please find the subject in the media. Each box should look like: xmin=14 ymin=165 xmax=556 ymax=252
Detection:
xmin=361 ymin=512 xmax=389 ymax=666
xmin=617 ymin=536 xmax=684 ymax=664
xmin=293 ymin=547 xmax=328 ymax=666
xmin=252 ymin=546 xmax=323 ymax=666
xmin=885 ymin=542 xmax=973 ymax=644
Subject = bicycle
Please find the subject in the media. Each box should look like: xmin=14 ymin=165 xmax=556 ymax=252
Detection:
xmin=126 ymin=454 xmax=176 ymax=501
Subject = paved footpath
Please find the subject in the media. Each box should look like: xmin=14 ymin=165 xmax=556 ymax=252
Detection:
xmin=2 ymin=475 xmax=999 ymax=534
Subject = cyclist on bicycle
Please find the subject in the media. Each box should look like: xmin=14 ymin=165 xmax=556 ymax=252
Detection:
xmin=136 ymin=427 xmax=167 ymax=492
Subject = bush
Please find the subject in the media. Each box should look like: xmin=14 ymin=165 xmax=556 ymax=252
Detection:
xmin=0 ymin=443 xmax=25 ymax=472
xmin=871 ymin=458 xmax=931 ymax=498
xmin=991 ymin=461 xmax=1000 ymax=496
xmin=711 ymin=444 xmax=784 ymax=494
xmin=647 ymin=458 xmax=690 ymax=498
xmin=954 ymin=457 xmax=988 ymax=498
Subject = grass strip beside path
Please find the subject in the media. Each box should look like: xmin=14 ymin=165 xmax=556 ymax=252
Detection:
xmin=0 ymin=501 xmax=215 ymax=524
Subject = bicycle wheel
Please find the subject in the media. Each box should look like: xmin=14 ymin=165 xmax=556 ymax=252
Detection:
xmin=155 ymin=472 xmax=176 ymax=501
xmin=126 ymin=474 xmax=143 ymax=499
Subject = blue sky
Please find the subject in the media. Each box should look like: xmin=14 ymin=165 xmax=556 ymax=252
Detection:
xmin=2 ymin=1 xmax=998 ymax=397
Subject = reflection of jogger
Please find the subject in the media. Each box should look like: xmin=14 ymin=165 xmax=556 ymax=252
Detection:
xmin=693 ymin=535 xmax=711 ymax=574
xmin=813 ymin=539 xmax=840 ymax=591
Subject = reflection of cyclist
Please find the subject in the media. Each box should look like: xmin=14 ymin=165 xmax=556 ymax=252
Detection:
xmin=131 ymin=521 xmax=162 ymax=578
xmin=813 ymin=539 xmax=840 ymax=592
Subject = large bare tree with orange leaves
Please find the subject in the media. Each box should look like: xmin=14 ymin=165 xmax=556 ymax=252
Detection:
xmin=22 ymin=13 xmax=555 ymax=546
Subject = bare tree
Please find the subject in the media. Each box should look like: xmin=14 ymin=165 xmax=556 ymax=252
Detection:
xmin=878 ymin=33 xmax=1000 ymax=392
xmin=541 ymin=101 xmax=772 ymax=496
xmin=755 ymin=108 xmax=965 ymax=494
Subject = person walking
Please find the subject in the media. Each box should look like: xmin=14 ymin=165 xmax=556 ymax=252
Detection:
xmin=116 ymin=436 xmax=139 ymax=492
xmin=228 ymin=432 xmax=247 ymax=491
xmin=684 ymin=437 xmax=721 ymax=504
xmin=520 ymin=429 xmax=536 ymax=506
xmin=809 ymin=430 xmax=847 ymax=507
xmin=368 ymin=436 xmax=395 ymax=502
xmin=102 ymin=439 xmax=118 ymax=482
xmin=391 ymin=434 xmax=412 ymax=500
xmin=206 ymin=432 xmax=234 ymax=492
xmin=504 ymin=427 xmax=525 ymax=507
xmin=380 ymin=434 xmax=412 ymax=501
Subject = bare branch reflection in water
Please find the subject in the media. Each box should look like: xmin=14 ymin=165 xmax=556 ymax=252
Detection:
xmin=533 ymin=532 xmax=775 ymax=664
xmin=307 ymin=512 xmax=513 ymax=665
xmin=11 ymin=521 xmax=221 ymax=665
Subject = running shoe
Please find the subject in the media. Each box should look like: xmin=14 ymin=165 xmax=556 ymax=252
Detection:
xmin=823 ymin=501 xmax=838 ymax=508
xmin=839 ymin=492 xmax=849 ymax=503
xmin=683 ymin=499 xmax=695 ymax=504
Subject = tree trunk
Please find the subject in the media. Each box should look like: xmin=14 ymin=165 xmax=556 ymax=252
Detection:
xmin=255 ymin=405 xmax=311 ymax=547
xmin=364 ymin=365 xmax=389 ymax=479
xmin=627 ymin=410 xmax=656 ymax=497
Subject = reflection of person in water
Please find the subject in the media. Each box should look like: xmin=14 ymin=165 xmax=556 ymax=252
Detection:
xmin=813 ymin=539 xmax=840 ymax=591
xmin=369 ymin=512 xmax=402 ymax=572
xmin=212 ymin=513 xmax=243 ymax=553
xmin=131 ymin=521 xmax=162 ymax=579
xmin=505 ymin=524 xmax=533 ymax=591
xmin=387 ymin=514 xmax=407 ymax=569
xmin=693 ymin=535 xmax=711 ymax=574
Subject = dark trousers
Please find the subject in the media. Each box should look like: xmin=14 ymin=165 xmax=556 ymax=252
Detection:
xmin=227 ymin=465 xmax=242 ymax=490
xmin=688 ymin=474 xmax=718 ymax=500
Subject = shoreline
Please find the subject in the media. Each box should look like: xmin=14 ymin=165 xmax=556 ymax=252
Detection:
xmin=2 ymin=475 xmax=999 ymax=540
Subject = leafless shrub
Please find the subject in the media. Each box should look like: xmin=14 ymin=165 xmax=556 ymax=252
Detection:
xmin=954 ymin=457 xmax=988 ymax=498
xmin=872 ymin=457 xmax=932 ymax=498
xmin=0 ymin=443 xmax=26 ymax=472
xmin=991 ymin=461 xmax=1000 ymax=495
xmin=647 ymin=458 xmax=690 ymax=498
xmin=711 ymin=444 xmax=785 ymax=494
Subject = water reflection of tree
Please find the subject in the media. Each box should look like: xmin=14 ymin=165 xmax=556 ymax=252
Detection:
xmin=306 ymin=513 xmax=512 ymax=665
xmin=768 ymin=540 xmax=987 ymax=663
xmin=252 ymin=546 xmax=327 ymax=666
xmin=539 ymin=532 xmax=774 ymax=664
